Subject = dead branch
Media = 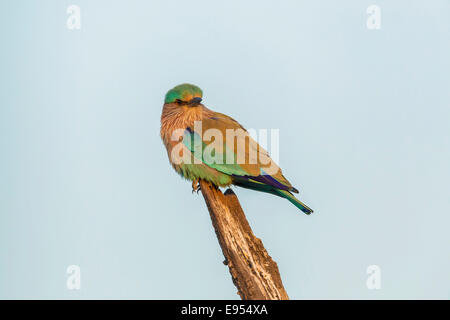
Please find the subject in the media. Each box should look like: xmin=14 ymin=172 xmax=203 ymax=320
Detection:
xmin=199 ymin=179 xmax=289 ymax=300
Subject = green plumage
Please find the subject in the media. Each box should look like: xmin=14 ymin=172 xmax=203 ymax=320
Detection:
xmin=165 ymin=83 xmax=203 ymax=104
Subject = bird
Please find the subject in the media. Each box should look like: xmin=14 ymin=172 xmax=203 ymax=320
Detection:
xmin=160 ymin=83 xmax=313 ymax=214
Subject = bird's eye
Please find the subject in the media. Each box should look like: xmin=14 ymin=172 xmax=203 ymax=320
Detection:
xmin=176 ymin=99 xmax=183 ymax=105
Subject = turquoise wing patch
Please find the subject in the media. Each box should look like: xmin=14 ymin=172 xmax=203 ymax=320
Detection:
xmin=182 ymin=128 xmax=248 ymax=176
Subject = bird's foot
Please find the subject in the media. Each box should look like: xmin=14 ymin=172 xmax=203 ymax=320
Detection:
xmin=192 ymin=179 xmax=201 ymax=194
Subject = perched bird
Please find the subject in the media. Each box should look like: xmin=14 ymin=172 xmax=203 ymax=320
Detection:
xmin=160 ymin=83 xmax=313 ymax=214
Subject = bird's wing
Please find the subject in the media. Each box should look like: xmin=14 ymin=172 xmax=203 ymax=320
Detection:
xmin=182 ymin=112 xmax=297 ymax=192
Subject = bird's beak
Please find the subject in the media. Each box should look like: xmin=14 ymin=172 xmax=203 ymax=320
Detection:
xmin=189 ymin=97 xmax=202 ymax=106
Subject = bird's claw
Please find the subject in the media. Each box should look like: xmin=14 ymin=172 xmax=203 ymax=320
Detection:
xmin=192 ymin=179 xmax=201 ymax=194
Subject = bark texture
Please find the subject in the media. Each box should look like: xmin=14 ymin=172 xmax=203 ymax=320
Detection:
xmin=199 ymin=179 xmax=289 ymax=300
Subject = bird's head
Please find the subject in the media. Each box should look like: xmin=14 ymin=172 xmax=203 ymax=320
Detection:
xmin=164 ymin=83 xmax=203 ymax=107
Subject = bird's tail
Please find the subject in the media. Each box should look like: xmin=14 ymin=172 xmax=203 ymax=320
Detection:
xmin=275 ymin=189 xmax=314 ymax=215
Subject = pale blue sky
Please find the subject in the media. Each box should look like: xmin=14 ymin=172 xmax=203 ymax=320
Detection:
xmin=0 ymin=0 xmax=449 ymax=299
